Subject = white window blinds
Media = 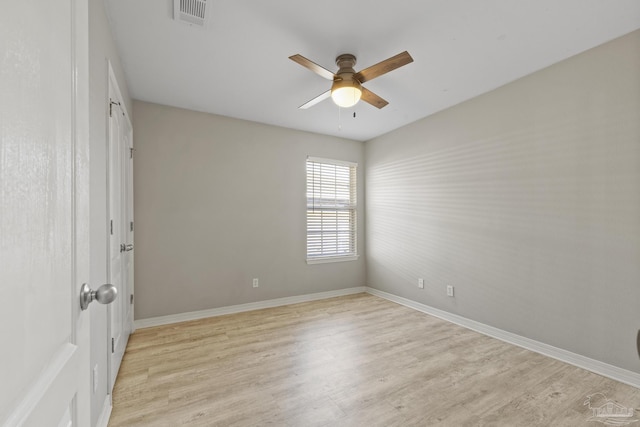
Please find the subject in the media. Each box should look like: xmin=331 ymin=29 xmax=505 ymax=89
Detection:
xmin=306 ymin=157 xmax=357 ymax=262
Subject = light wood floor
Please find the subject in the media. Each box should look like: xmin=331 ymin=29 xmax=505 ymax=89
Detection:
xmin=109 ymin=293 xmax=640 ymax=426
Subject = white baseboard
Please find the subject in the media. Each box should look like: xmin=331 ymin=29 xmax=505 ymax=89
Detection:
xmin=96 ymin=394 xmax=112 ymax=427
xmin=366 ymin=287 xmax=640 ymax=389
xmin=134 ymin=287 xmax=367 ymax=329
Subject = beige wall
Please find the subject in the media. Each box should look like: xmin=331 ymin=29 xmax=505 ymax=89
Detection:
xmin=366 ymin=30 xmax=640 ymax=372
xmin=133 ymin=102 xmax=366 ymax=319
xmin=88 ymin=0 xmax=133 ymax=424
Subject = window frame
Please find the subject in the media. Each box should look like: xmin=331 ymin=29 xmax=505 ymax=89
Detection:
xmin=306 ymin=156 xmax=359 ymax=264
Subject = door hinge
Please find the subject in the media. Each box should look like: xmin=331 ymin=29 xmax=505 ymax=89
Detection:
xmin=110 ymin=220 xmax=113 ymax=235
xmin=130 ymin=294 xmax=134 ymax=305
xmin=130 ymin=147 xmax=135 ymax=159
xmin=130 ymin=221 xmax=134 ymax=232
xmin=109 ymin=99 xmax=121 ymax=118
xmin=111 ymin=337 xmax=115 ymax=353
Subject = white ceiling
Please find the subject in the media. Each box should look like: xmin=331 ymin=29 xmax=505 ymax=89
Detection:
xmin=104 ymin=0 xmax=640 ymax=141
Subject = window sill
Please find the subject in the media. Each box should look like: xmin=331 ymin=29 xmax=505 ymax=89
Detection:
xmin=306 ymin=255 xmax=359 ymax=265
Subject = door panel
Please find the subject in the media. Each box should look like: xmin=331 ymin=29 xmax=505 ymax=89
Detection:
xmin=108 ymin=98 xmax=125 ymax=386
xmin=0 ymin=0 xmax=90 ymax=426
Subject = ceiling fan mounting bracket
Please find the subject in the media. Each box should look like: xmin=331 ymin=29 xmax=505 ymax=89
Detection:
xmin=335 ymin=54 xmax=357 ymax=70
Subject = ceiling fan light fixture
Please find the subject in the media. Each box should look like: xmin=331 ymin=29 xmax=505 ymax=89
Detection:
xmin=331 ymin=79 xmax=362 ymax=108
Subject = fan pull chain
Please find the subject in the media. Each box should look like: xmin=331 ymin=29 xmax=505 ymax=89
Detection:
xmin=337 ymin=108 xmax=357 ymax=131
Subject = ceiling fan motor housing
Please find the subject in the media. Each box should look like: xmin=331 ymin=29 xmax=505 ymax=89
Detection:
xmin=334 ymin=54 xmax=359 ymax=82
xmin=331 ymin=54 xmax=362 ymax=107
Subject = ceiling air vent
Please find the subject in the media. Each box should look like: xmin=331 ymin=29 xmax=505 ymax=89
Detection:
xmin=174 ymin=0 xmax=208 ymax=26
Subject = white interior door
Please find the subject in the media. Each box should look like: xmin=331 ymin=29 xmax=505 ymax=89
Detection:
xmin=0 ymin=0 xmax=91 ymax=426
xmin=108 ymin=72 xmax=134 ymax=390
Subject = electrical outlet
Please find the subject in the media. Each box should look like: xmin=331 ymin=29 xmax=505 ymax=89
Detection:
xmin=252 ymin=278 xmax=259 ymax=288
xmin=418 ymin=278 xmax=424 ymax=289
xmin=446 ymin=285 xmax=454 ymax=297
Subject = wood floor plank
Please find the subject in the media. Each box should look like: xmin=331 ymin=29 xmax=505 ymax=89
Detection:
xmin=109 ymin=293 xmax=639 ymax=426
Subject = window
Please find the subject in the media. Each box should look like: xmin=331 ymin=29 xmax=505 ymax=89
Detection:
xmin=306 ymin=157 xmax=358 ymax=263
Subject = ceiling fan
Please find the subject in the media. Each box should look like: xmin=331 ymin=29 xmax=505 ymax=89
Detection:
xmin=289 ymin=51 xmax=413 ymax=109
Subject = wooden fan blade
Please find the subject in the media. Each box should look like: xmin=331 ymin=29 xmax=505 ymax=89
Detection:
xmin=289 ymin=54 xmax=335 ymax=81
xmin=299 ymin=90 xmax=331 ymax=109
xmin=355 ymin=51 xmax=413 ymax=83
xmin=360 ymin=87 xmax=388 ymax=109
